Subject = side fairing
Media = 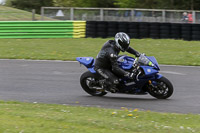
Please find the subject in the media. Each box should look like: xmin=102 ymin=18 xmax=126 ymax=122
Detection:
xmin=118 ymin=56 xmax=135 ymax=70
xmin=146 ymin=56 xmax=160 ymax=70
xmin=140 ymin=66 xmax=159 ymax=76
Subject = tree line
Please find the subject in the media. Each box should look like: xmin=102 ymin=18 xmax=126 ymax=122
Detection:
xmin=4 ymin=0 xmax=200 ymax=13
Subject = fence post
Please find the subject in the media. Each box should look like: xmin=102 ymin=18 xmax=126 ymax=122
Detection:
xmin=162 ymin=10 xmax=166 ymax=22
xmin=100 ymin=8 xmax=104 ymax=21
xmin=32 ymin=9 xmax=36 ymax=21
xmin=192 ymin=11 xmax=196 ymax=23
xmin=70 ymin=8 xmax=74 ymax=20
xmin=131 ymin=10 xmax=135 ymax=21
xmin=41 ymin=7 xmax=44 ymax=20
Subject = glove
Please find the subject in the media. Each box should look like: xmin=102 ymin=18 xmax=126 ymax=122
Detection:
xmin=142 ymin=53 xmax=146 ymax=56
xmin=136 ymin=53 xmax=146 ymax=57
xmin=136 ymin=53 xmax=141 ymax=57
xmin=139 ymin=53 xmax=146 ymax=57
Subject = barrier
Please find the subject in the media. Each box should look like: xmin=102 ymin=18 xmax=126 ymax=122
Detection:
xmin=73 ymin=21 xmax=86 ymax=38
xmin=86 ymin=21 xmax=200 ymax=41
xmin=0 ymin=21 xmax=86 ymax=39
xmin=1 ymin=20 xmax=199 ymax=41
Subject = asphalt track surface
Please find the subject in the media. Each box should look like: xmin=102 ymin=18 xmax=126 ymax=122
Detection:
xmin=0 ymin=59 xmax=200 ymax=114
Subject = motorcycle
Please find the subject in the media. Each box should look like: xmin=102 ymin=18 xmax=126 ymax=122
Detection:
xmin=76 ymin=54 xmax=173 ymax=99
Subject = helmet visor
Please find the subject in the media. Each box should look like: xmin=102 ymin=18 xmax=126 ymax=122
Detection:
xmin=118 ymin=40 xmax=129 ymax=51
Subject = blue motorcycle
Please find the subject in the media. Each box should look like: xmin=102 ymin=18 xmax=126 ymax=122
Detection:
xmin=76 ymin=54 xmax=173 ymax=99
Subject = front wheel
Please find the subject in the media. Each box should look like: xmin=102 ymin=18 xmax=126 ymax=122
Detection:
xmin=80 ymin=71 xmax=107 ymax=96
xmin=148 ymin=76 xmax=173 ymax=99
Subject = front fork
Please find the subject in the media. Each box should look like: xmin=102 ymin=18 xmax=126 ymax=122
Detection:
xmin=147 ymin=74 xmax=163 ymax=90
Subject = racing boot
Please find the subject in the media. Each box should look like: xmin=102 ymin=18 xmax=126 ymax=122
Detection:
xmin=99 ymin=79 xmax=118 ymax=93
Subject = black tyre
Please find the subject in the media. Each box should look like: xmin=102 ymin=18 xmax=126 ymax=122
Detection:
xmin=118 ymin=28 xmax=128 ymax=33
xmin=160 ymin=34 xmax=170 ymax=39
xmin=86 ymin=24 xmax=96 ymax=29
xmin=150 ymin=26 xmax=160 ymax=30
xmin=148 ymin=76 xmax=173 ymax=99
xmin=128 ymin=33 xmax=139 ymax=38
xmin=171 ymin=34 xmax=181 ymax=39
xmin=80 ymin=71 xmax=107 ymax=96
xmin=192 ymin=35 xmax=200 ymax=40
xmin=192 ymin=31 xmax=200 ymax=35
xmin=150 ymin=29 xmax=159 ymax=34
xmin=129 ymin=22 xmax=138 ymax=28
xmin=160 ymin=26 xmax=170 ymax=30
xmin=87 ymin=21 xmax=97 ymax=25
xmin=150 ymin=34 xmax=159 ymax=39
xmin=160 ymin=29 xmax=170 ymax=34
xmin=129 ymin=28 xmax=138 ymax=33
xmin=108 ymin=22 xmax=118 ymax=28
xmin=108 ymin=32 xmax=117 ymax=37
xmin=108 ymin=28 xmax=117 ymax=33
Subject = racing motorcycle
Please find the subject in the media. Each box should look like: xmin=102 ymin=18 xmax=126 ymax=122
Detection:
xmin=76 ymin=54 xmax=173 ymax=99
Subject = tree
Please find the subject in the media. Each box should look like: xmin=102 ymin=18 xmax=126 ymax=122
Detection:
xmin=114 ymin=0 xmax=200 ymax=10
xmin=7 ymin=0 xmax=54 ymax=13
xmin=53 ymin=0 xmax=115 ymax=7
xmin=114 ymin=0 xmax=136 ymax=8
xmin=6 ymin=0 xmax=200 ymax=11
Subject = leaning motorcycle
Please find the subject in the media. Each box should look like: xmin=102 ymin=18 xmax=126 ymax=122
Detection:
xmin=76 ymin=54 xmax=173 ymax=99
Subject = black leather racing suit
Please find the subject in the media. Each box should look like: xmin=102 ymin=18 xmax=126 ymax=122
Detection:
xmin=94 ymin=40 xmax=140 ymax=89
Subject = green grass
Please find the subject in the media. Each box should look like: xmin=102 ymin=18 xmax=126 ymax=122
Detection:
xmin=0 ymin=38 xmax=199 ymax=66
xmin=0 ymin=5 xmax=53 ymax=21
xmin=0 ymin=101 xmax=199 ymax=133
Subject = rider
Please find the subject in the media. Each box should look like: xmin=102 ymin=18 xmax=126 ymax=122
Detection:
xmin=94 ymin=32 xmax=141 ymax=92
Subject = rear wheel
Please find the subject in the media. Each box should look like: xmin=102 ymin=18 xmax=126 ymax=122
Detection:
xmin=148 ymin=76 xmax=173 ymax=99
xmin=80 ymin=71 xmax=107 ymax=96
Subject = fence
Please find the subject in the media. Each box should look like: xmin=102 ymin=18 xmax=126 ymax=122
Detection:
xmin=41 ymin=7 xmax=200 ymax=23
xmin=0 ymin=21 xmax=86 ymax=38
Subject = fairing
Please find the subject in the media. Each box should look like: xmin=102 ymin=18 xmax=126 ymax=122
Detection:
xmin=76 ymin=57 xmax=96 ymax=73
xmin=117 ymin=56 xmax=135 ymax=70
xmin=146 ymin=56 xmax=160 ymax=70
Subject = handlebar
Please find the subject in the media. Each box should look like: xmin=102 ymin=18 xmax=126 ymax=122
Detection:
xmin=134 ymin=54 xmax=154 ymax=67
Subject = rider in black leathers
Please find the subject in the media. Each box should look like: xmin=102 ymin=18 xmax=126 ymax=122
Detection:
xmin=94 ymin=32 xmax=140 ymax=92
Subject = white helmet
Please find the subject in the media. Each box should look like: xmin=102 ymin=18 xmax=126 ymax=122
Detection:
xmin=115 ymin=32 xmax=130 ymax=52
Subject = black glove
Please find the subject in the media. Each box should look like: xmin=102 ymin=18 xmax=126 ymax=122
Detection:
xmin=136 ymin=53 xmax=141 ymax=57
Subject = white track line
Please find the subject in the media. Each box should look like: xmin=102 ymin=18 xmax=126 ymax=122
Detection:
xmin=160 ymin=71 xmax=186 ymax=75
xmin=160 ymin=64 xmax=200 ymax=68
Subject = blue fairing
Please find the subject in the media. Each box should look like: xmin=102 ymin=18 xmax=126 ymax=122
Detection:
xmin=155 ymin=74 xmax=163 ymax=79
xmin=76 ymin=57 xmax=96 ymax=73
xmin=146 ymin=56 xmax=160 ymax=70
xmin=140 ymin=66 xmax=159 ymax=76
xmin=117 ymin=55 xmax=161 ymax=79
xmin=76 ymin=55 xmax=161 ymax=76
xmin=118 ymin=56 xmax=135 ymax=70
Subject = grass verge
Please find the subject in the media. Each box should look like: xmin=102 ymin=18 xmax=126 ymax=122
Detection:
xmin=0 ymin=5 xmax=53 ymax=21
xmin=0 ymin=101 xmax=199 ymax=133
xmin=0 ymin=38 xmax=199 ymax=66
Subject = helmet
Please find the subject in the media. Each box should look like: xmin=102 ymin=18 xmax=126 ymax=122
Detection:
xmin=115 ymin=32 xmax=130 ymax=52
